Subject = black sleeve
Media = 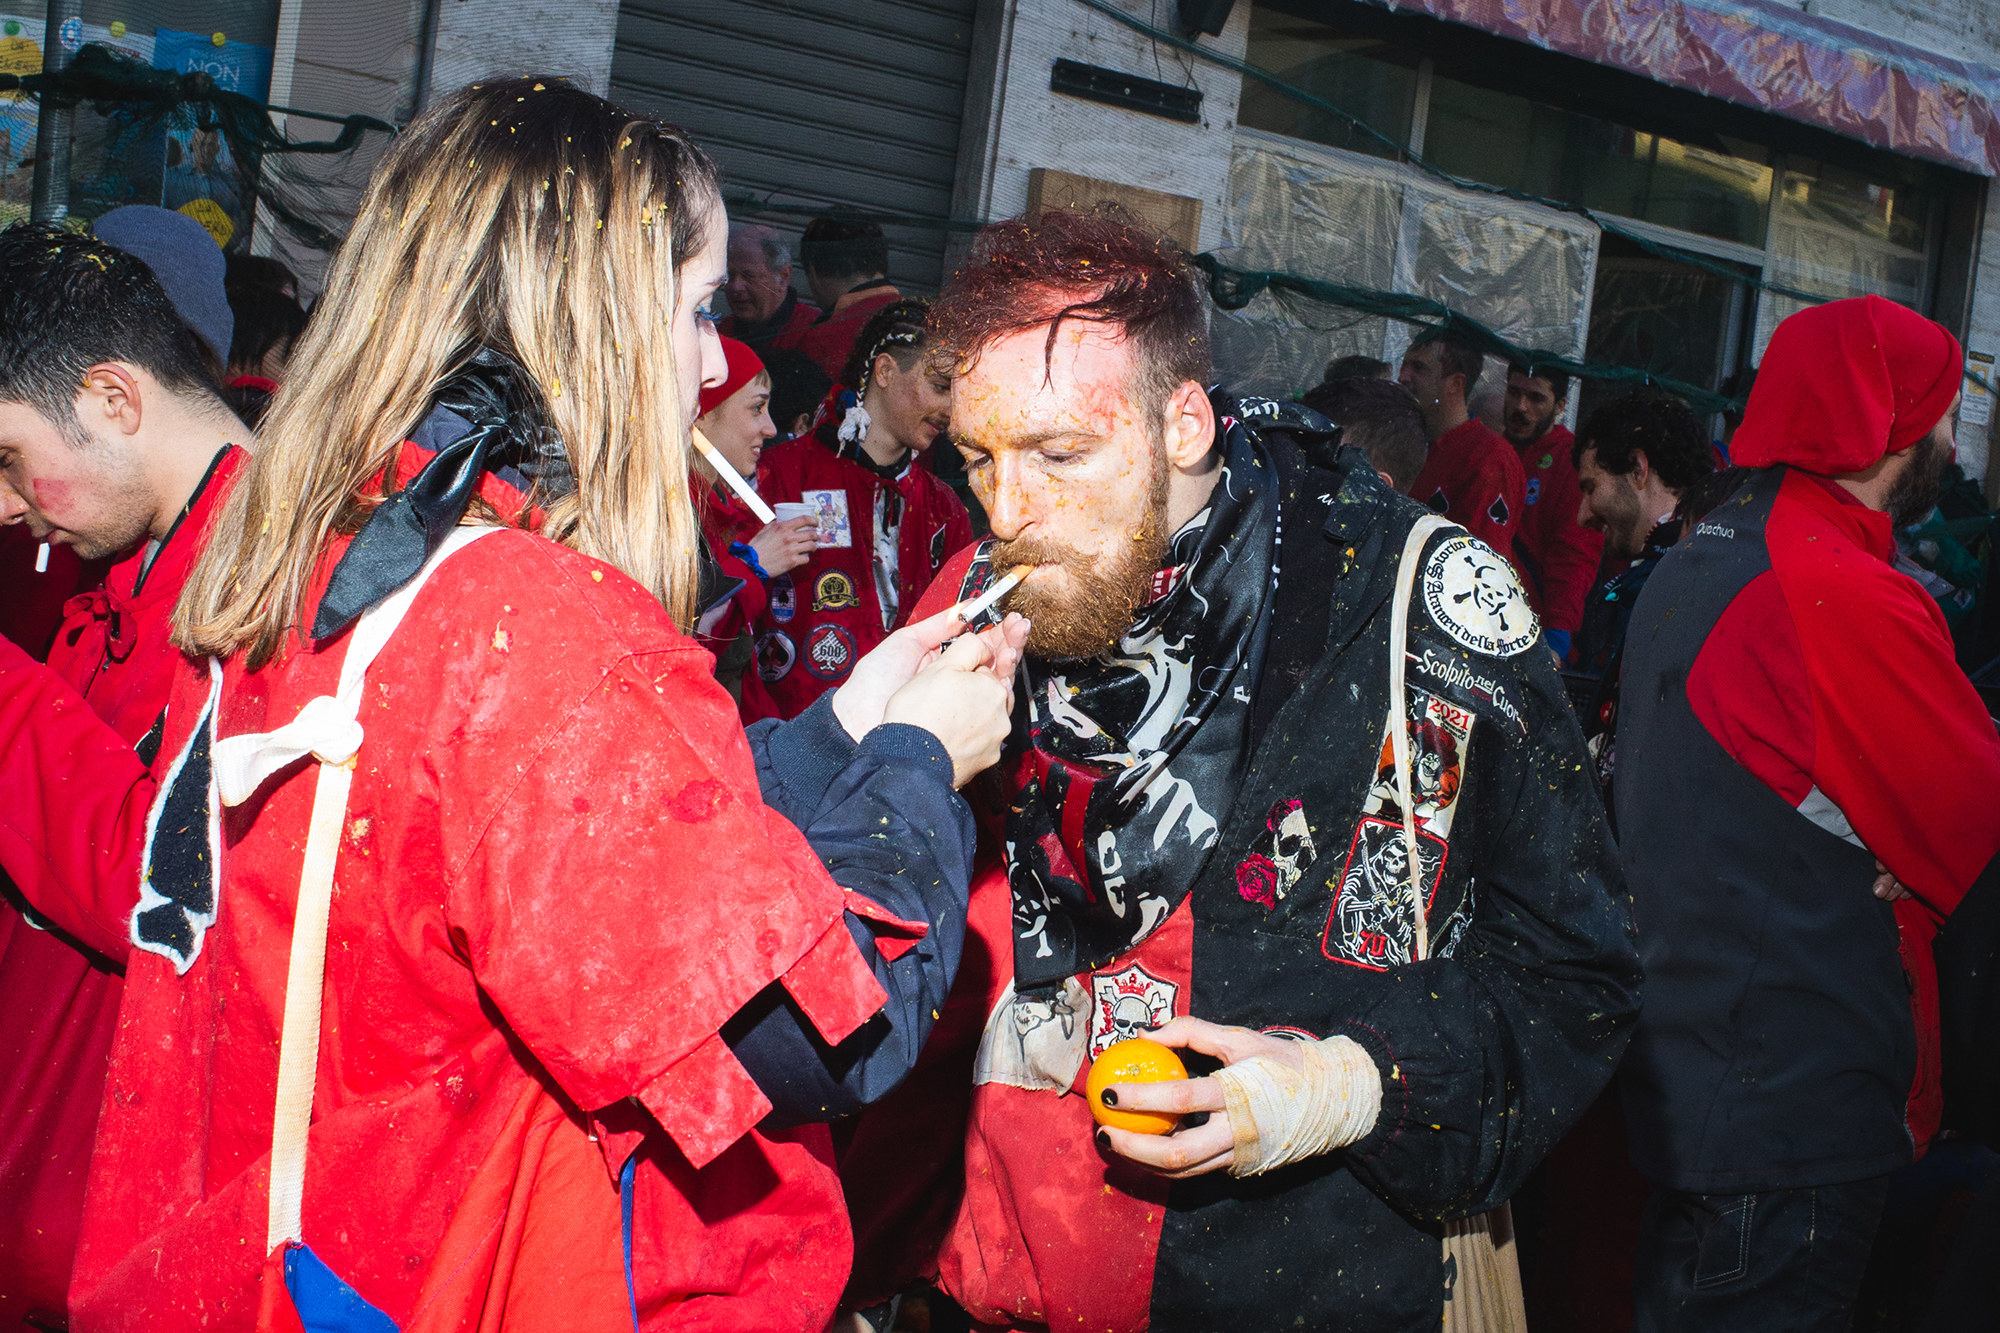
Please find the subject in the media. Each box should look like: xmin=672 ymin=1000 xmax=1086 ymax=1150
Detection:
xmin=1331 ymin=648 xmax=1644 ymax=1221
xmin=729 ymin=713 xmax=976 ymax=1123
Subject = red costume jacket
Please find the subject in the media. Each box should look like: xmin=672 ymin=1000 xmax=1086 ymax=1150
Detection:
xmin=1510 ymin=424 xmax=1603 ymax=638
xmin=753 ymin=426 xmax=971 ymax=718
xmin=0 ymin=445 xmax=971 ymax=1330
xmin=0 ymin=445 xmax=243 ymax=1328
xmin=696 ymin=483 xmax=781 ymax=725
xmin=1684 ymin=470 xmax=2000 ymax=1148
xmin=1409 ymin=417 xmax=1527 ymax=574
xmin=791 ymin=286 xmax=902 ymax=383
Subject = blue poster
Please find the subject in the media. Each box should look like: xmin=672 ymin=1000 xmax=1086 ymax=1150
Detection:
xmin=151 ymin=29 xmax=274 ymax=248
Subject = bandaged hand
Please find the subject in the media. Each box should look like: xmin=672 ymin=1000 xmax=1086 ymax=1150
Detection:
xmin=1095 ymin=1016 xmax=1382 ymax=1179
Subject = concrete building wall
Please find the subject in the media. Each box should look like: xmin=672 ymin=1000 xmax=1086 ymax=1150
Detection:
xmin=953 ymin=0 xmax=1250 ymax=252
xmin=426 ymin=0 xmax=622 ymax=100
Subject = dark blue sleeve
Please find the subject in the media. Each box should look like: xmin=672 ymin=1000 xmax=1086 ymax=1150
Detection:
xmin=729 ymin=712 xmax=975 ymax=1123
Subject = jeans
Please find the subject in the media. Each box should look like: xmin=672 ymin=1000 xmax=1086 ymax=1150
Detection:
xmin=1632 ymin=1175 xmax=1891 ymax=1332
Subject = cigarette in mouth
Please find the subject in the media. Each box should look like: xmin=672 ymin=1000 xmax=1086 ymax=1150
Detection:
xmin=690 ymin=427 xmax=777 ymax=524
xmin=955 ymin=565 xmax=1032 ymax=624
xmin=35 ymin=542 xmax=49 ymax=574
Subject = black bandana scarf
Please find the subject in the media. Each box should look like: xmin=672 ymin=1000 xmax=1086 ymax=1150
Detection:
xmin=961 ymin=410 xmax=1282 ymax=992
xmin=313 ymin=349 xmax=562 ymax=642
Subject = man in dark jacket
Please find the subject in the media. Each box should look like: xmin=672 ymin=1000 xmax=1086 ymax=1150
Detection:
xmin=1616 ymin=294 xmax=2000 ymax=1331
xmin=720 ymin=223 xmax=821 ymax=355
xmin=838 ymin=209 xmax=1640 ymax=1332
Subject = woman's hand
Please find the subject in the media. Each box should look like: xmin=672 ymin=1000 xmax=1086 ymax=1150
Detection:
xmin=1093 ymin=1017 xmax=1316 ymax=1179
xmin=881 ymin=630 xmax=1015 ymax=787
xmin=748 ymin=516 xmax=819 ymax=576
xmin=832 ymin=603 xmax=1029 ymax=742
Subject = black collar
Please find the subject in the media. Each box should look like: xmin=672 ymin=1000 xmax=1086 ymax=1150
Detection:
xmin=135 ymin=444 xmax=233 ymax=594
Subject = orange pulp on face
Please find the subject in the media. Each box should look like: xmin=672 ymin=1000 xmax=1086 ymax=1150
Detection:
xmin=1086 ymin=1037 xmax=1187 ymax=1135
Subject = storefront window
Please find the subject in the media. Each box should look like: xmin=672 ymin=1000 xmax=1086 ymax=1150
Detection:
xmin=1424 ymin=75 xmax=1773 ymax=249
xmin=2 ymin=0 xmax=283 ymax=245
xmin=1239 ymin=5 xmax=1418 ymax=163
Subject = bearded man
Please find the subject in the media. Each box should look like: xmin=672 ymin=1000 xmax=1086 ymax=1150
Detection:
xmin=1616 ymin=295 xmax=2000 ymax=1332
xmin=836 ymin=209 xmax=1641 ymax=1332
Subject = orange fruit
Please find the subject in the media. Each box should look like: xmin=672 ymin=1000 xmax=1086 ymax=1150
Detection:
xmin=1086 ymin=1037 xmax=1188 ymax=1135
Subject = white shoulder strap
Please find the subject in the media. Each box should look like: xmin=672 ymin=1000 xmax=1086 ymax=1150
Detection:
xmin=216 ymin=526 xmax=498 ymax=1251
xmin=1387 ymin=515 xmax=1453 ymax=964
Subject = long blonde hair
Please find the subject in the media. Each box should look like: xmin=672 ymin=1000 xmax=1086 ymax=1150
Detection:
xmin=176 ymin=78 xmax=720 ymax=666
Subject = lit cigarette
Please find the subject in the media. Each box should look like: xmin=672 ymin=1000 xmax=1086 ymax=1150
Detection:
xmin=956 ymin=565 xmax=1032 ymax=624
xmin=691 ymin=427 xmax=777 ymax=524
xmin=35 ymin=542 xmax=49 ymax=574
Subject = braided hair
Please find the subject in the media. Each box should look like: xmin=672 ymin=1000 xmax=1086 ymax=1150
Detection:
xmin=842 ymin=298 xmax=931 ymax=396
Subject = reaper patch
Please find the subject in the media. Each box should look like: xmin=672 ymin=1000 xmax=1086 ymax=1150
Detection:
xmin=800 ymin=488 xmax=852 ymax=548
xmin=1234 ymin=797 xmax=1317 ymax=909
xmin=1320 ymin=689 xmax=1478 ymax=970
xmin=1322 ymin=817 xmax=1448 ymax=970
xmin=803 ymin=622 xmax=856 ymax=679
xmin=1421 ymin=534 xmax=1539 ymax=658
xmin=813 ymin=569 xmax=861 ymax=612
xmin=133 ymin=673 xmax=223 ymax=973
xmin=755 ymin=629 xmax=796 ymax=682
xmin=1090 ymin=963 xmax=1180 ymax=1058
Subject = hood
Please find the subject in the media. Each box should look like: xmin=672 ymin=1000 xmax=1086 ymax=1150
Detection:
xmin=1732 ymin=294 xmax=1961 ymax=475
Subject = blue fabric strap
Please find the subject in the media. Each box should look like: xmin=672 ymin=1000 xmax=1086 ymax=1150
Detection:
xmin=621 ymin=1153 xmax=640 ymax=1332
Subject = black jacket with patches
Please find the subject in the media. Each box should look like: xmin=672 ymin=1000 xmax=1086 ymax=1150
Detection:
xmin=1151 ymin=434 xmax=1640 ymax=1330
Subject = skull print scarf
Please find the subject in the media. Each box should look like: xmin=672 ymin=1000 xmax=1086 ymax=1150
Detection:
xmin=964 ymin=412 xmax=1281 ymax=992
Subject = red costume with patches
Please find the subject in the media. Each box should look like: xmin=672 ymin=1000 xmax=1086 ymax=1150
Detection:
xmin=697 ymin=483 xmax=782 ymax=725
xmin=753 ymin=405 xmax=970 ymax=718
xmin=1409 ymin=417 xmax=1527 ymax=570
xmin=0 ymin=447 xmax=923 ymax=1330
xmin=0 ymin=445 xmax=243 ymax=1328
xmin=1510 ymin=423 xmax=1603 ymax=637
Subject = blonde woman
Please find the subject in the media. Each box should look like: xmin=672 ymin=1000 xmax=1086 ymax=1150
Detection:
xmin=4 ymin=80 xmax=1019 ymax=1329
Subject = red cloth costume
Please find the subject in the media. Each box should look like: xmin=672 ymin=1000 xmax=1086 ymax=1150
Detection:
xmin=1510 ymin=424 xmax=1603 ymax=636
xmin=0 ymin=445 xmax=243 ymax=1327
xmin=791 ymin=286 xmax=902 ymax=383
xmin=1680 ymin=298 xmax=2000 ymax=1151
xmin=0 ymin=525 xmax=99 ymax=659
xmin=753 ymin=416 xmax=970 ymax=718
xmin=0 ymin=447 xmax=914 ymax=1330
xmin=1409 ymin=416 xmax=1526 ymax=569
xmin=697 ymin=483 xmax=782 ymax=725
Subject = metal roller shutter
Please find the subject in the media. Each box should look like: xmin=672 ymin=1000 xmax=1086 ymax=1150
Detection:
xmin=609 ymin=0 xmax=975 ymax=293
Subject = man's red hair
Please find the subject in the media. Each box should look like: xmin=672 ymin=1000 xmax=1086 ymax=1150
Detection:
xmin=927 ymin=208 xmax=1210 ymax=417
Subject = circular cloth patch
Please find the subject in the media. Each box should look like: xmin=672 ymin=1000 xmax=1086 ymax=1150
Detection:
xmin=1420 ymin=534 xmax=1539 ymax=658
xmin=803 ymin=623 xmax=857 ymax=680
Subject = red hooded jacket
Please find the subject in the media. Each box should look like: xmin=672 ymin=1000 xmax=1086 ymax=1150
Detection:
xmin=1687 ymin=296 xmax=1997 ymax=1150
xmin=0 ymin=445 xmax=243 ymax=1328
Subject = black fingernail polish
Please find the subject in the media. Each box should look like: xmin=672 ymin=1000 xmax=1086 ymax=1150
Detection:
xmin=1096 ymin=1129 xmax=1110 ymax=1150
xmin=1101 ymin=1088 xmax=1119 ymax=1107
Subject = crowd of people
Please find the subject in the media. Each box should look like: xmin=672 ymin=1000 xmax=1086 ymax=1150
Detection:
xmin=0 ymin=75 xmax=1996 ymax=1333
